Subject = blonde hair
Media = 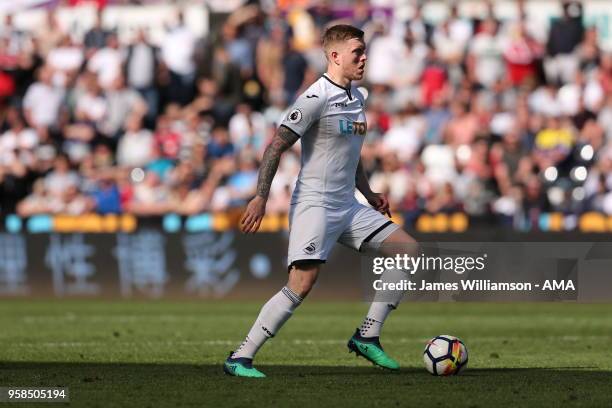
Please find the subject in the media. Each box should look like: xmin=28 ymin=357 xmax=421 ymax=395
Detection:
xmin=322 ymin=24 xmax=364 ymax=54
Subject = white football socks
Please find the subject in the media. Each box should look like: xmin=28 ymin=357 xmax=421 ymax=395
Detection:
xmin=359 ymin=268 xmax=407 ymax=338
xmin=359 ymin=303 xmax=395 ymax=337
xmin=232 ymin=286 xmax=303 ymax=359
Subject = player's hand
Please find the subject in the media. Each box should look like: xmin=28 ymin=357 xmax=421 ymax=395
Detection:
xmin=366 ymin=192 xmax=391 ymax=218
xmin=240 ymin=195 xmax=267 ymax=233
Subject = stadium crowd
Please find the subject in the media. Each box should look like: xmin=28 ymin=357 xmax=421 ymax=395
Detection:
xmin=0 ymin=0 xmax=611 ymax=229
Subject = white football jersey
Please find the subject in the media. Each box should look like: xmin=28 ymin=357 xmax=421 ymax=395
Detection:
xmin=280 ymin=74 xmax=367 ymax=209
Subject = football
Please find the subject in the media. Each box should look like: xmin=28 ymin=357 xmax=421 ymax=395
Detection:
xmin=423 ymin=335 xmax=468 ymax=376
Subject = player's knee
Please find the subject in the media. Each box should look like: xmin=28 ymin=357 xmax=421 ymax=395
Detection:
xmin=380 ymin=229 xmax=420 ymax=257
xmin=287 ymin=261 xmax=321 ymax=297
xmin=382 ymin=228 xmax=417 ymax=245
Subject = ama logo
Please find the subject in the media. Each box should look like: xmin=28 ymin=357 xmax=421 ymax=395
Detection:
xmin=339 ymin=120 xmax=366 ymax=136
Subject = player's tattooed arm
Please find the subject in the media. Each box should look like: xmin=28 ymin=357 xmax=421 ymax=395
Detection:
xmin=241 ymin=126 xmax=299 ymax=233
xmin=256 ymin=126 xmax=300 ymax=199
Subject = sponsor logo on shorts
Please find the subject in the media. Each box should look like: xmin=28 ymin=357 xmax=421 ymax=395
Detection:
xmin=304 ymin=242 xmax=317 ymax=255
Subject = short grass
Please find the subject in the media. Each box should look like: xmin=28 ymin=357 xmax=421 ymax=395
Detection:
xmin=1 ymin=301 xmax=611 ymax=407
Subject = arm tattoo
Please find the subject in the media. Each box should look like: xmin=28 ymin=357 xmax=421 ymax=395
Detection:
xmin=256 ymin=126 xmax=299 ymax=198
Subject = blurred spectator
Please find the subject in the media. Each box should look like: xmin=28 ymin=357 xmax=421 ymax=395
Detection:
xmin=153 ymin=113 xmax=182 ymax=161
xmin=577 ymin=27 xmax=601 ymax=76
xmin=84 ymin=10 xmax=110 ymax=57
xmin=0 ymin=149 xmax=30 ymax=215
xmin=222 ymin=22 xmax=254 ymax=79
xmin=125 ymin=29 xmax=159 ymax=125
xmin=503 ymin=22 xmax=543 ymax=87
xmin=16 ymin=179 xmax=52 ymax=216
xmin=522 ymin=175 xmax=551 ymax=225
xmin=35 ymin=11 xmax=65 ymax=58
xmin=100 ymin=74 xmax=147 ymax=142
xmin=405 ymin=3 xmax=432 ymax=45
xmin=382 ymin=105 xmax=425 ymax=162
xmin=447 ymin=4 xmax=473 ymax=51
xmin=308 ymin=0 xmax=334 ymax=28
xmin=389 ymin=28 xmax=428 ymax=109
xmin=229 ymin=103 xmax=266 ymax=152
xmin=426 ymin=182 xmax=461 ymax=213
xmin=0 ymin=0 xmax=609 ymax=233
xmin=126 ymin=170 xmax=172 ymax=215
xmin=90 ymin=175 xmax=122 ymax=214
xmin=256 ymin=22 xmax=286 ymax=98
xmin=44 ymin=154 xmax=79 ymax=198
xmin=421 ymin=144 xmax=456 ymax=186
xmin=352 ymin=0 xmax=373 ymax=30
xmin=60 ymin=184 xmax=94 ymax=215
xmin=468 ymin=19 xmax=505 ymax=88
xmin=0 ymin=15 xmax=28 ymax=56
xmin=366 ymin=23 xmax=404 ymax=87
xmin=207 ymin=126 xmax=235 ymax=160
xmin=445 ymin=101 xmax=479 ymax=146
xmin=0 ymin=70 xmax=16 ymax=104
xmin=116 ymin=116 xmax=154 ymax=168
xmin=88 ymin=33 xmax=123 ymax=90
xmin=225 ymin=152 xmax=258 ymax=207
xmin=599 ymin=95 xmax=612 ymax=142
xmin=423 ymin=93 xmax=451 ymax=145
xmin=282 ymin=35 xmax=310 ymax=103
xmin=209 ymin=47 xmax=243 ymax=118
xmin=533 ymin=114 xmax=574 ymax=168
xmin=161 ymin=11 xmax=197 ymax=105
xmin=545 ymin=1 xmax=583 ymax=85
xmin=22 ymin=65 xmax=64 ymax=135
xmin=599 ymin=54 xmax=612 ymax=95
xmin=46 ymin=34 xmax=83 ymax=87
xmin=420 ymin=48 xmax=448 ymax=107
xmin=0 ymin=107 xmax=38 ymax=162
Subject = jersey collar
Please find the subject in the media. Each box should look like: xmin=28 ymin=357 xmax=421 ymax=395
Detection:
xmin=322 ymin=73 xmax=352 ymax=100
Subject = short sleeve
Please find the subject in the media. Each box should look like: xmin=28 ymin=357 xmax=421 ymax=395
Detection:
xmin=279 ymin=91 xmax=326 ymax=137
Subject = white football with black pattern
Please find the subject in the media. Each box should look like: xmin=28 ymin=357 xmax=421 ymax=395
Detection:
xmin=423 ymin=335 xmax=468 ymax=376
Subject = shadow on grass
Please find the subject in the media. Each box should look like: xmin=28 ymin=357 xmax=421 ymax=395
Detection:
xmin=1 ymin=361 xmax=610 ymax=379
xmin=1 ymin=362 xmax=611 ymax=407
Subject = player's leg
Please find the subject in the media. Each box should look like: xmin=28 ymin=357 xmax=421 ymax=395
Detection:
xmin=339 ymin=205 xmax=418 ymax=370
xmin=224 ymin=262 xmax=321 ymax=378
xmin=225 ymin=203 xmax=337 ymax=378
xmin=358 ymin=228 xmax=417 ymax=338
xmin=350 ymin=228 xmax=418 ymax=370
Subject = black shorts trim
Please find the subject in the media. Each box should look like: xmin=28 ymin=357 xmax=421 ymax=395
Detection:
xmin=280 ymin=124 xmax=302 ymax=138
xmin=288 ymin=259 xmax=326 ymax=272
xmin=359 ymin=221 xmax=394 ymax=251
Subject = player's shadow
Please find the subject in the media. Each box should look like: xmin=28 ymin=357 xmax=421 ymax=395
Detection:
xmin=0 ymin=361 xmax=609 ymax=379
xmin=1 ymin=362 xmax=611 ymax=406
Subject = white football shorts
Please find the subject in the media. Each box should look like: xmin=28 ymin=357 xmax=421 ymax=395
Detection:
xmin=287 ymin=201 xmax=399 ymax=268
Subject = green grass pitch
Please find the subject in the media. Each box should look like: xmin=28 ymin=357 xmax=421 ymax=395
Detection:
xmin=1 ymin=300 xmax=611 ymax=407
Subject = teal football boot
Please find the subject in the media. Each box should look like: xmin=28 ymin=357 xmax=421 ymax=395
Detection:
xmin=223 ymin=353 xmax=266 ymax=378
xmin=347 ymin=329 xmax=400 ymax=370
